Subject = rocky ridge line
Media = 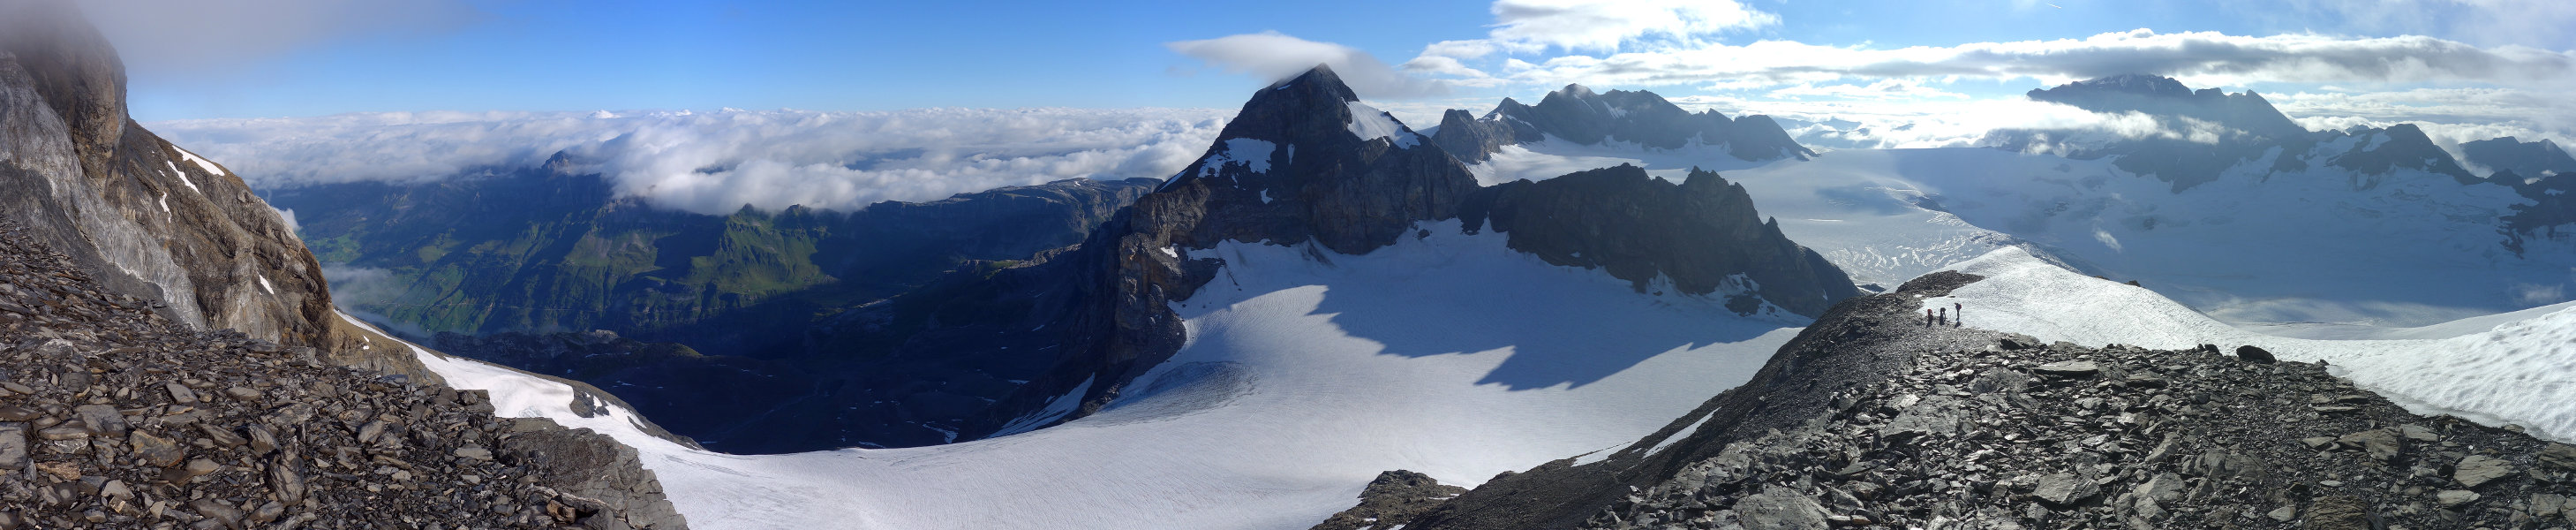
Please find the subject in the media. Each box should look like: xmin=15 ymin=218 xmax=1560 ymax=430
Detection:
xmin=1574 ymin=340 xmax=2576 ymax=530
xmin=1388 ymin=271 xmax=2576 ymax=530
xmin=0 ymin=219 xmax=686 ymax=529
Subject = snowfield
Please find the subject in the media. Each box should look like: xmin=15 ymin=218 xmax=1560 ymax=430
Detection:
xmin=1919 ymin=247 xmax=2576 ymax=443
xmin=1475 ymin=146 xmax=2576 ymax=328
xmin=412 ymin=221 xmax=1808 ymax=529
xmin=387 ymin=144 xmax=2576 ymax=527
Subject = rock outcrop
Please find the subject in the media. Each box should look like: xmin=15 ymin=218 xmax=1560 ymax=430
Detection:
xmin=2461 ymin=136 xmax=2576 ymax=254
xmin=1430 ymin=85 xmax=1816 ymax=164
xmin=1465 ymin=165 xmax=1860 ymax=317
xmin=0 ymin=219 xmax=687 ymax=528
xmin=2461 ymin=136 xmax=2576 ymax=181
xmin=1378 ymin=270 xmax=2576 ymax=530
xmin=1308 ymin=470 xmax=1468 ymax=530
xmin=0 ymin=1 xmax=415 ymax=377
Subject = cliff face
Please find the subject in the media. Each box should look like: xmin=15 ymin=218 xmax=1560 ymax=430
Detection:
xmin=0 ymin=2 xmax=412 ymax=375
xmin=1465 ymin=165 xmax=1861 ymax=317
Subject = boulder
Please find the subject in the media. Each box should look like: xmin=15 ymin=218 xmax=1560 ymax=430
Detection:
xmin=2233 ymin=345 xmax=2276 ymax=364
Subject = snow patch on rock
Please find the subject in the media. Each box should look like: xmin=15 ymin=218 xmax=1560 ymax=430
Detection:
xmin=1345 ymin=102 xmax=1420 ymax=149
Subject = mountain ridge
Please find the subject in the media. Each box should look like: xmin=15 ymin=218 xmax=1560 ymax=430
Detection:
xmin=1430 ymin=84 xmax=1817 ymax=163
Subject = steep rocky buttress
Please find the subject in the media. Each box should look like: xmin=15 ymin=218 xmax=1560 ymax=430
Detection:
xmin=0 ymin=2 xmax=413 ymax=376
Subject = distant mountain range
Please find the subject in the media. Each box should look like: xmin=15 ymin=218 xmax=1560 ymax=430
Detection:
xmin=1427 ymin=84 xmax=1815 ymax=163
xmin=1979 ymin=74 xmax=2572 ymax=256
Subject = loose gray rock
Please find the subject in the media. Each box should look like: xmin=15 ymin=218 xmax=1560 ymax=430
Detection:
xmin=2033 ymin=360 xmax=2100 ymax=377
xmin=2033 ymin=473 xmax=2101 ymax=505
xmin=1735 ymin=488 xmax=1830 ymax=530
xmin=2454 ymin=455 xmax=2515 ymax=488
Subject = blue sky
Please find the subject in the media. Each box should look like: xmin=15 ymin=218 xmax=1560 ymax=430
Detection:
xmin=101 ymin=0 xmax=2575 ymax=123
xmin=118 ymin=0 xmax=2576 ymax=217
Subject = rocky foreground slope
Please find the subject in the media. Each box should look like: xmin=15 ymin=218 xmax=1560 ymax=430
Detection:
xmin=1352 ymin=271 xmax=2576 ymax=530
xmin=0 ymin=219 xmax=686 ymax=528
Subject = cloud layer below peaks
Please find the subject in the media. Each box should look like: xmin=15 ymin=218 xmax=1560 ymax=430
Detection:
xmin=153 ymin=108 xmax=1232 ymax=215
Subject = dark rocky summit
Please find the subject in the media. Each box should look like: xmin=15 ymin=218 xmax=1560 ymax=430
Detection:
xmin=2463 ymin=136 xmax=2576 ymax=183
xmin=1430 ymin=85 xmax=1815 ymax=163
xmin=1371 ymin=270 xmax=2576 ymax=530
xmin=0 ymin=219 xmax=686 ymax=528
xmin=2460 ymin=136 xmax=2576 ymax=254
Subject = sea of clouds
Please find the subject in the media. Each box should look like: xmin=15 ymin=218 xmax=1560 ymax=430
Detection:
xmin=153 ymin=108 xmax=1232 ymax=215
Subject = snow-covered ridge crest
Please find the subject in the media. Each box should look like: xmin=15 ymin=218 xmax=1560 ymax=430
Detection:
xmin=1345 ymin=101 xmax=1422 ymax=148
xmin=1921 ymin=246 xmax=2576 ymax=443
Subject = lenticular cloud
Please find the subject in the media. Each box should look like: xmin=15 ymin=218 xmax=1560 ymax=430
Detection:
xmin=151 ymin=108 xmax=1232 ymax=214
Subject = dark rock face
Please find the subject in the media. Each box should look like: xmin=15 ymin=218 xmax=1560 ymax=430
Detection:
xmin=2503 ymin=170 xmax=2576 ymax=255
xmin=0 ymin=2 xmax=418 ymax=379
xmin=1994 ymin=74 xmax=2480 ymax=192
xmin=0 ymin=219 xmax=686 ymax=528
xmin=2324 ymin=123 xmax=2482 ymax=186
xmin=1390 ymin=269 xmax=2576 ymax=530
xmin=1165 ymin=65 xmax=1480 ymax=255
xmin=1465 ymin=164 xmax=1860 ymax=317
xmin=2459 ymin=136 xmax=2576 ymax=180
xmin=2466 ymin=136 xmax=2576 ymax=254
xmin=1429 ymin=109 xmax=1515 ymax=163
xmin=1429 ymin=85 xmax=1816 ymax=164
xmin=1307 ymin=470 xmax=1468 ymax=530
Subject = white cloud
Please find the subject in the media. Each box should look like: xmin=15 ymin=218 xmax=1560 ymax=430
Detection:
xmin=1502 ymin=29 xmax=2576 ymax=90
xmin=75 ymin=0 xmax=484 ymax=72
xmin=1486 ymin=0 xmax=1778 ymax=53
xmin=1166 ymin=32 xmax=1453 ymax=99
xmin=1766 ymin=80 xmax=1970 ymax=101
xmin=152 ymin=108 xmax=1233 ymax=215
xmin=1693 ymin=97 xmax=2239 ymax=150
xmin=2272 ymin=87 xmax=2576 ymax=158
xmin=2246 ymin=0 xmax=2576 ymax=50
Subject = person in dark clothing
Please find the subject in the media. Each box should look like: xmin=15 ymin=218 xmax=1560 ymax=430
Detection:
xmin=1925 ymin=308 xmax=1934 ymax=327
xmin=1937 ymin=307 xmax=1947 ymax=326
xmin=1954 ymin=302 xmax=1963 ymax=327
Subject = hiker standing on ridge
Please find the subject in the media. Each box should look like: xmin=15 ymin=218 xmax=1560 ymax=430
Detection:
xmin=1938 ymin=307 xmax=1947 ymax=326
xmin=1925 ymin=308 xmax=1934 ymax=327
xmin=1954 ymin=302 xmax=1962 ymax=328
